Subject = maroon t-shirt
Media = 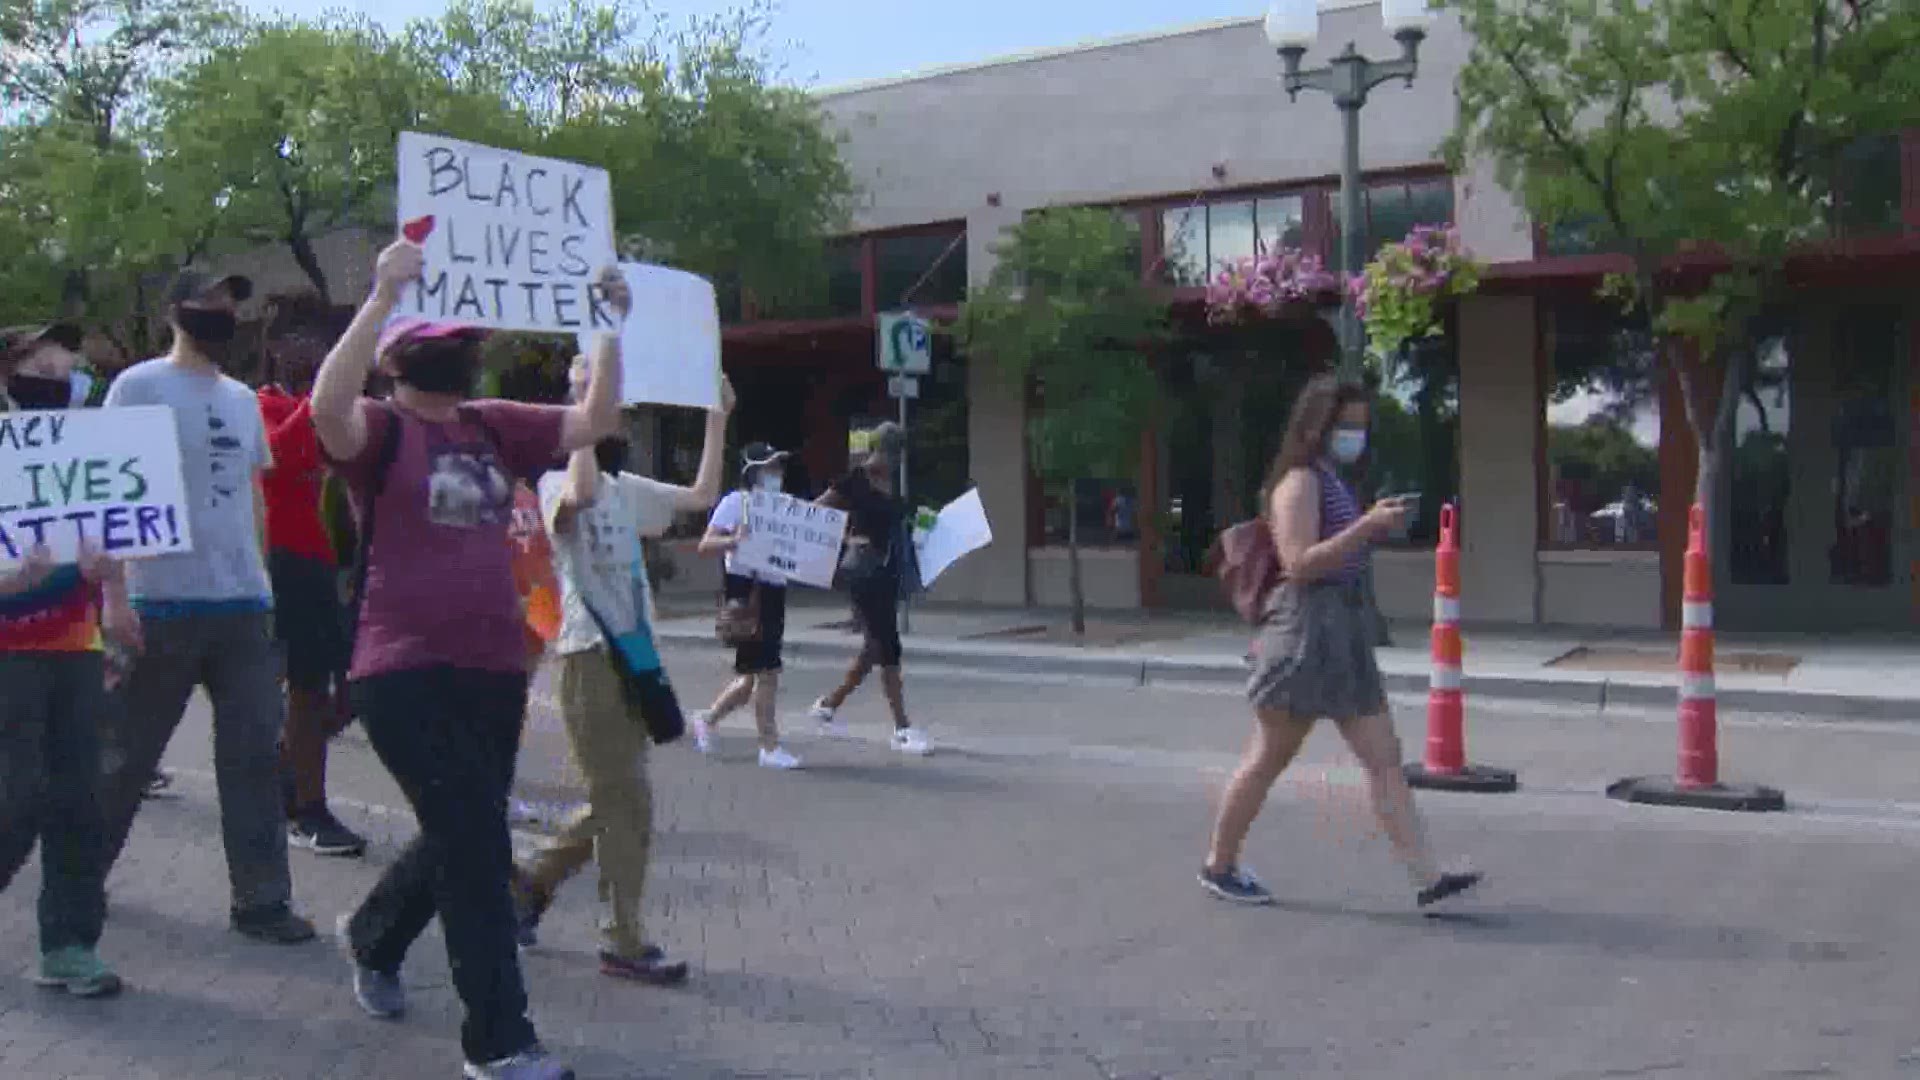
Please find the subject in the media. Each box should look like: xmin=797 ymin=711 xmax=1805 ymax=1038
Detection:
xmin=325 ymin=398 xmax=567 ymax=680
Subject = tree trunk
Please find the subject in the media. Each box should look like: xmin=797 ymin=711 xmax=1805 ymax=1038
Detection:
xmin=1674 ymin=339 xmax=1746 ymax=562
xmin=288 ymin=230 xmax=331 ymax=303
xmin=1067 ymin=486 xmax=1087 ymax=636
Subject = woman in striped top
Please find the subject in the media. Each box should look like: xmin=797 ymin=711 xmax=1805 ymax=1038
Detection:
xmin=1200 ymin=375 xmax=1481 ymax=910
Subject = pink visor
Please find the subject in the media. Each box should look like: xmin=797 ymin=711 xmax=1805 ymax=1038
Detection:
xmin=378 ymin=317 xmax=487 ymax=356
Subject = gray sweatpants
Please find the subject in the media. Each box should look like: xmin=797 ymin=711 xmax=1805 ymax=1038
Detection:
xmin=100 ymin=609 xmax=292 ymax=914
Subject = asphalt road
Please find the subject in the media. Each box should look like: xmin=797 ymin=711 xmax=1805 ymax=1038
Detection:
xmin=5 ymin=647 xmax=1920 ymax=1078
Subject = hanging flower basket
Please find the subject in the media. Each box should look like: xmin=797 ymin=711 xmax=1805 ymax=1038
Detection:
xmin=1350 ymin=224 xmax=1484 ymax=361
xmin=1205 ymin=245 xmax=1341 ymax=326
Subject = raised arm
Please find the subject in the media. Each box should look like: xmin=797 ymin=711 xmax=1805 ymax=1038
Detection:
xmin=666 ymin=376 xmax=734 ymax=512
xmin=557 ymin=266 xmax=632 ymax=454
xmin=548 ymin=444 xmax=600 ymax=537
xmin=312 ymin=238 xmax=421 ymax=462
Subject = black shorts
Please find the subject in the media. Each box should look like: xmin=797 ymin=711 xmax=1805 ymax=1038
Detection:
xmin=850 ymin=574 xmax=903 ymax=668
xmin=725 ymin=574 xmax=786 ymax=675
xmin=269 ymin=550 xmax=350 ymax=692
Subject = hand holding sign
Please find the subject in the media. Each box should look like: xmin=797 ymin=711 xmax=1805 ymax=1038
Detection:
xmin=375 ymin=238 xmax=426 ymax=300
xmin=596 ymin=264 xmax=632 ymax=321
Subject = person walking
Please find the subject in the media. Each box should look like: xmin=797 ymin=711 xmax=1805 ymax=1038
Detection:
xmin=691 ymin=443 xmax=799 ymax=769
xmin=310 ymin=235 xmax=628 ymax=1080
xmin=257 ymin=304 xmax=366 ymax=857
xmin=97 ymin=272 xmax=317 ymax=946
xmin=510 ymin=369 xmax=734 ymax=984
xmin=807 ymin=422 xmax=930 ymax=755
xmin=1200 ymin=375 xmax=1481 ymax=909
xmin=0 ymin=323 xmax=136 ymax=997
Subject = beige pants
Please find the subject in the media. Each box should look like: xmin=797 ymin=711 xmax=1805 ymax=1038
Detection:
xmin=521 ymin=648 xmax=653 ymax=959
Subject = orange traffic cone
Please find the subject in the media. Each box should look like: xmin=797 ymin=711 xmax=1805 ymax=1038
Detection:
xmin=1403 ymin=505 xmax=1516 ymax=793
xmin=1608 ymin=506 xmax=1784 ymax=812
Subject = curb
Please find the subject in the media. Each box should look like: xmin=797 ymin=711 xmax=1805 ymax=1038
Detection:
xmin=657 ymin=628 xmax=1920 ymax=721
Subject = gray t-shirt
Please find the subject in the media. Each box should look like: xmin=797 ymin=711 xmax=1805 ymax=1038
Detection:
xmin=103 ymin=358 xmax=273 ymax=606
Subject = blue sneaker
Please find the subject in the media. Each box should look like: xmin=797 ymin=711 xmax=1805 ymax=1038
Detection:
xmin=35 ymin=946 xmax=123 ymax=998
xmin=1198 ymin=865 xmax=1275 ymax=905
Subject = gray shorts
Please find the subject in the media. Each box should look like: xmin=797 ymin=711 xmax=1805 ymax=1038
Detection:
xmin=1247 ymin=579 xmax=1388 ymax=721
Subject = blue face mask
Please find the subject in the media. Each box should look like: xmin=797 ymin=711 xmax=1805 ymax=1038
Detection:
xmin=1328 ymin=428 xmax=1368 ymax=464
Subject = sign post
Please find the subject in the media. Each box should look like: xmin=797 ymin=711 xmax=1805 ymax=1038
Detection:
xmin=877 ymin=311 xmax=931 ymax=634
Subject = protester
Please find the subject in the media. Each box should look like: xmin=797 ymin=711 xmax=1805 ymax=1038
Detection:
xmin=97 ymin=273 xmax=318 ymax=946
xmin=1200 ymin=375 xmax=1481 ymax=909
xmin=0 ymin=323 xmax=136 ymax=997
xmin=310 ymin=235 xmax=627 ymax=1080
xmin=692 ymin=443 xmax=800 ymax=769
xmin=510 ymin=368 xmax=734 ymax=985
xmin=258 ymin=301 xmax=365 ymax=857
xmin=808 ymin=422 xmax=930 ymax=755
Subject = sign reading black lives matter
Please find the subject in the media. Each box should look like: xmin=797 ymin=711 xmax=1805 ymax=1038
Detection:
xmin=0 ymin=406 xmax=193 ymax=563
xmin=732 ymin=492 xmax=849 ymax=590
xmin=395 ymin=131 xmax=620 ymax=334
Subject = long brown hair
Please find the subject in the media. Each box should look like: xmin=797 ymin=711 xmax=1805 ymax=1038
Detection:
xmin=1259 ymin=374 xmax=1372 ymax=507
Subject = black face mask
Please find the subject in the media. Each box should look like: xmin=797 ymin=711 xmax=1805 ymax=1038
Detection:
xmin=394 ymin=340 xmax=480 ymax=397
xmin=174 ymin=306 xmax=238 ymax=345
xmin=6 ymin=374 xmax=71 ymax=410
xmin=595 ymin=437 xmax=629 ymax=475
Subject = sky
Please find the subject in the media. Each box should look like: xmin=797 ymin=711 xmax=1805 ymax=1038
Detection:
xmin=243 ymin=0 xmax=1266 ymax=88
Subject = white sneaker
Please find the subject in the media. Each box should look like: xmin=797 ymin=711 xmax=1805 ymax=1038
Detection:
xmin=690 ymin=712 xmax=713 ymax=754
xmin=892 ymin=728 xmax=932 ymax=756
xmin=758 ymin=746 xmax=803 ymax=770
xmin=809 ymin=700 xmax=852 ymax=739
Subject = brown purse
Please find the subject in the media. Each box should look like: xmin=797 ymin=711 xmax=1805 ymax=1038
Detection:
xmin=715 ymin=584 xmax=763 ymax=647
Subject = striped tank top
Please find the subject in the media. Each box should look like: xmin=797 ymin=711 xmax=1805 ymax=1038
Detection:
xmin=1314 ymin=463 xmax=1368 ymax=585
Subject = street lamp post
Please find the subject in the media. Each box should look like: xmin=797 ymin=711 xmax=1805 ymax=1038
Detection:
xmin=1264 ymin=0 xmax=1430 ymax=380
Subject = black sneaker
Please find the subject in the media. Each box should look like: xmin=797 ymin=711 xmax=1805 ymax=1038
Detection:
xmin=1417 ymin=871 xmax=1483 ymax=909
xmin=289 ymin=807 xmax=368 ymax=858
xmin=1198 ymin=865 xmax=1276 ymax=905
xmin=232 ymin=903 xmax=318 ymax=945
xmin=599 ymin=945 xmax=690 ymax=986
xmin=509 ymin=871 xmax=550 ymax=948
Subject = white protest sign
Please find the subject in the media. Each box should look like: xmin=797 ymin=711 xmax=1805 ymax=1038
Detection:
xmin=574 ymin=262 xmax=720 ymax=410
xmin=396 ymin=131 xmax=619 ymax=334
xmin=732 ymin=491 xmax=848 ymax=590
xmin=0 ymin=406 xmax=193 ymax=564
xmin=915 ymin=488 xmax=992 ymax=587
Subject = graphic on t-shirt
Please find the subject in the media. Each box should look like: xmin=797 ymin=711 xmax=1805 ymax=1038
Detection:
xmin=427 ymin=447 xmax=512 ymax=528
xmin=205 ymin=405 xmax=246 ymax=505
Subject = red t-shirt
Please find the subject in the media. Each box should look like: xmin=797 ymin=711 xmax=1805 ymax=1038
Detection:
xmin=258 ymin=387 xmax=335 ymax=565
xmin=322 ymin=399 xmax=566 ymax=680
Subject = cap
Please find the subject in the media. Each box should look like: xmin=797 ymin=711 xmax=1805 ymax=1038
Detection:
xmin=167 ymin=271 xmax=254 ymax=307
xmin=740 ymin=442 xmax=789 ymax=473
xmin=0 ymin=322 xmax=84 ymax=363
xmin=377 ymin=317 xmax=488 ymax=357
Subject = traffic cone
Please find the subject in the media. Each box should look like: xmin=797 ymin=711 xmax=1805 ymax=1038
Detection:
xmin=1403 ymin=504 xmax=1517 ymax=793
xmin=1608 ymin=505 xmax=1785 ymax=812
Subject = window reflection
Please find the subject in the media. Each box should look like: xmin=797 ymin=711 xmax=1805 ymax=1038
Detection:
xmin=1835 ymin=134 xmax=1902 ymax=236
xmin=1544 ymin=303 xmax=1661 ymax=548
xmin=1731 ymin=333 xmax=1792 ymax=585
xmin=1829 ymin=309 xmax=1900 ymax=587
xmin=1161 ymin=205 xmax=1207 ymax=287
xmin=1045 ymin=478 xmax=1138 ymax=547
xmin=1256 ymin=196 xmax=1306 ymax=254
xmin=876 ymin=228 xmax=967 ymax=308
xmin=1332 ymin=177 xmax=1457 ymax=271
xmin=1368 ymin=335 xmax=1459 ymax=546
xmin=1207 ymin=200 xmax=1257 ymax=272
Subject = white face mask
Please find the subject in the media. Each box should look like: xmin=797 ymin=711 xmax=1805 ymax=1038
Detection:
xmin=1328 ymin=428 xmax=1368 ymax=464
xmin=757 ymin=472 xmax=785 ymax=493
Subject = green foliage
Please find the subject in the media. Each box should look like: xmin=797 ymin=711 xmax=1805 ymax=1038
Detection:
xmin=955 ymin=207 xmax=1168 ymax=487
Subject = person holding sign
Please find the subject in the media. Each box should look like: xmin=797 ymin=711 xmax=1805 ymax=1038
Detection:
xmin=97 ymin=271 xmax=322 ymax=948
xmin=311 ymin=234 xmax=627 ymax=1080
xmin=510 ymin=369 xmax=734 ymax=986
xmin=0 ymin=323 xmax=137 ymax=998
xmin=808 ymin=422 xmax=931 ymax=756
xmin=691 ymin=443 xmax=801 ymax=770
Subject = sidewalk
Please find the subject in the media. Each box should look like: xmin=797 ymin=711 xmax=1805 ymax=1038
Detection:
xmin=655 ymin=596 xmax=1920 ymax=719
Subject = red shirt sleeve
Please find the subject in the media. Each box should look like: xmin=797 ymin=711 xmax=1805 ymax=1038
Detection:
xmin=265 ymin=396 xmax=322 ymax=478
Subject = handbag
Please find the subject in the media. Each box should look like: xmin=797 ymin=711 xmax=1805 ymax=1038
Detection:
xmin=582 ymin=596 xmax=686 ymax=746
xmin=836 ymin=541 xmax=888 ymax=591
xmin=1209 ymin=517 xmax=1283 ymax=624
xmin=716 ymin=584 xmax=762 ymax=647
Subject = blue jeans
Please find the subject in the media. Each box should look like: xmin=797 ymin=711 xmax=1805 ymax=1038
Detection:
xmin=0 ymin=651 xmax=111 ymax=952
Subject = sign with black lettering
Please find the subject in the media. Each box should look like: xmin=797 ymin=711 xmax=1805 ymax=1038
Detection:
xmin=0 ymin=406 xmax=193 ymax=563
xmin=395 ymin=131 xmax=619 ymax=334
xmin=732 ymin=492 xmax=849 ymax=590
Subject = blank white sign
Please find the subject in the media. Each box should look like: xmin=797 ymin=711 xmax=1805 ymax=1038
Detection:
xmin=576 ymin=262 xmax=721 ymax=411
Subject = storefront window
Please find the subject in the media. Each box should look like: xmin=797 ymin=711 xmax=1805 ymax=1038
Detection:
xmin=1544 ymin=303 xmax=1662 ymax=549
xmin=1208 ymin=200 xmax=1257 ymax=270
xmin=875 ymin=226 xmax=967 ymax=309
xmin=1731 ymin=331 xmax=1792 ymax=585
xmin=1332 ymin=176 xmax=1455 ymax=272
xmin=1835 ymin=133 xmax=1903 ymax=236
xmin=1256 ymin=195 xmax=1307 ymax=254
xmin=1368 ymin=335 xmax=1460 ymax=546
xmin=1044 ymin=478 xmax=1139 ymax=547
xmin=1160 ymin=194 xmax=1313 ymax=287
xmin=1161 ymin=205 xmax=1208 ymax=287
xmin=1829 ymin=309 xmax=1901 ymax=587
xmin=753 ymin=238 xmax=862 ymax=320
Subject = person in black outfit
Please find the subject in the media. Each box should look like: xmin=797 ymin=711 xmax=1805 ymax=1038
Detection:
xmin=808 ymin=423 xmax=930 ymax=755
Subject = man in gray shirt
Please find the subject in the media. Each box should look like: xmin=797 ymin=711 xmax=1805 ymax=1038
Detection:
xmin=98 ymin=272 xmax=315 ymax=945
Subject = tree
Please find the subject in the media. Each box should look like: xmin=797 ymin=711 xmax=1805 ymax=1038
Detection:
xmin=151 ymin=16 xmax=463 ymax=300
xmin=956 ymin=207 xmax=1168 ymax=634
xmin=1444 ymin=0 xmax=1920 ymax=552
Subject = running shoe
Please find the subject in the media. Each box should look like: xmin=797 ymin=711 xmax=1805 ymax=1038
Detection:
xmin=892 ymin=727 xmax=932 ymax=756
xmin=231 ymin=903 xmax=318 ymax=944
xmin=141 ymin=770 xmax=174 ymax=799
xmin=35 ymin=946 xmax=123 ymax=999
xmin=337 ymin=915 xmax=406 ymax=1020
xmin=289 ymin=807 xmax=368 ymax=858
xmin=1198 ymin=865 xmax=1276 ymax=905
xmin=599 ymin=946 xmax=690 ymax=986
xmin=463 ymin=1047 xmax=574 ymax=1079
xmin=809 ymin=699 xmax=851 ymax=739
xmin=758 ymin=746 xmax=802 ymax=770
xmin=1416 ymin=871 xmax=1483 ymax=909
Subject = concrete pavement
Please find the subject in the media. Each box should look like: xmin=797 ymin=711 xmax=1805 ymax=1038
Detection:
xmin=653 ymin=596 xmax=1920 ymax=719
xmin=8 ymin=657 xmax=1920 ymax=1077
